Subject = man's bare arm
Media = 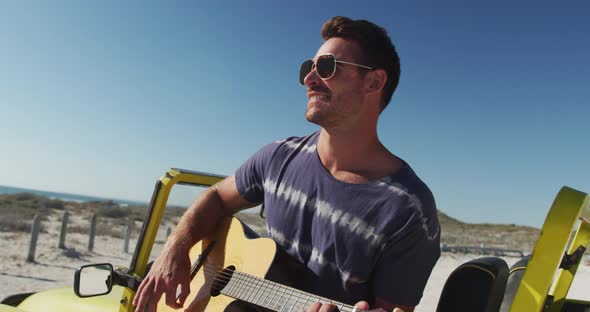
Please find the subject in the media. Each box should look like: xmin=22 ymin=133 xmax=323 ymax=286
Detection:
xmin=132 ymin=175 xmax=253 ymax=312
xmin=169 ymin=175 xmax=255 ymax=249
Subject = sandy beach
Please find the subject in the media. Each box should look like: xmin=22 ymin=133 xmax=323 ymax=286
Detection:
xmin=1 ymin=212 xmax=589 ymax=311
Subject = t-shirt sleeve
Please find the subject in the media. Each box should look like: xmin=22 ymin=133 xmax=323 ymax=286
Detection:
xmin=372 ymin=195 xmax=441 ymax=306
xmin=234 ymin=141 xmax=281 ymax=204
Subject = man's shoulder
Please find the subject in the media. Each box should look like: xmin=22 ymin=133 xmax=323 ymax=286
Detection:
xmin=378 ymin=162 xmax=438 ymax=220
xmin=266 ymin=132 xmax=319 ymax=154
xmin=275 ymin=132 xmax=319 ymax=147
xmin=248 ymin=132 xmax=319 ymax=167
xmin=380 ymin=160 xmax=431 ymax=194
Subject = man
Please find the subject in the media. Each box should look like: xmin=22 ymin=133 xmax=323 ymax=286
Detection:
xmin=133 ymin=16 xmax=440 ymax=312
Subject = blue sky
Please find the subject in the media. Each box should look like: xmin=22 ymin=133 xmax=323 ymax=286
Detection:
xmin=1 ymin=1 xmax=588 ymax=227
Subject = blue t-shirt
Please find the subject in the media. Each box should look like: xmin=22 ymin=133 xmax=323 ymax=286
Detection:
xmin=235 ymin=132 xmax=440 ymax=306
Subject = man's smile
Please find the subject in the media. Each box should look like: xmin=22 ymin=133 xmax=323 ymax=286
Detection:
xmin=309 ymin=94 xmax=329 ymax=101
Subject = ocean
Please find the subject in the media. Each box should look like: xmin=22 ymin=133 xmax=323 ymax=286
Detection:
xmin=0 ymin=185 xmax=147 ymax=206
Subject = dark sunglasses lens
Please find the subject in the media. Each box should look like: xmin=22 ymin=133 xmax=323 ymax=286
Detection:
xmin=316 ymin=55 xmax=335 ymax=79
xmin=299 ymin=60 xmax=313 ymax=85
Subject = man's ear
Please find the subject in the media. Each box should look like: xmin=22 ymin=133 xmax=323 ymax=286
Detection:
xmin=365 ymin=69 xmax=387 ymax=94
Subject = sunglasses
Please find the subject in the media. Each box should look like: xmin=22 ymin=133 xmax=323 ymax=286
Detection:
xmin=299 ymin=53 xmax=374 ymax=85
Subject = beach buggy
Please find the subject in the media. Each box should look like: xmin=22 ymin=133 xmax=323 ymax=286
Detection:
xmin=1 ymin=168 xmax=589 ymax=311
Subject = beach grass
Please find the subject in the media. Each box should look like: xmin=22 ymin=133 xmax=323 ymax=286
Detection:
xmin=0 ymin=192 xmax=542 ymax=251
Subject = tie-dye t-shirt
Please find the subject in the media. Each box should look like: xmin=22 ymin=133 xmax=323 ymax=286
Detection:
xmin=235 ymin=132 xmax=440 ymax=306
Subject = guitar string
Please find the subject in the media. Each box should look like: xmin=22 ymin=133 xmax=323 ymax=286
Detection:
xmin=198 ymin=268 xmax=354 ymax=312
xmin=201 ymin=262 xmax=315 ymax=307
xmin=198 ymin=264 xmax=306 ymax=304
xmin=201 ymin=264 xmax=279 ymax=308
xmin=196 ymin=263 xmax=355 ymax=311
xmin=200 ymin=264 xmax=347 ymax=308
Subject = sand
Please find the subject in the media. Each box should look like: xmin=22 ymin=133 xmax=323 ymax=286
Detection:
xmin=1 ymin=214 xmax=589 ymax=311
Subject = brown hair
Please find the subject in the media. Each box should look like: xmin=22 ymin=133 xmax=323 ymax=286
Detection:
xmin=321 ymin=16 xmax=400 ymax=111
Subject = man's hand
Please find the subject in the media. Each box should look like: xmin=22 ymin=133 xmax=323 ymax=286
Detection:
xmin=304 ymin=301 xmax=374 ymax=312
xmin=131 ymin=176 xmax=251 ymax=312
xmin=304 ymin=300 xmax=410 ymax=312
xmin=132 ymin=243 xmax=192 ymax=312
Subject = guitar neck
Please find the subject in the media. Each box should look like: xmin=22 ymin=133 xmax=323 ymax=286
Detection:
xmin=220 ymin=270 xmax=356 ymax=312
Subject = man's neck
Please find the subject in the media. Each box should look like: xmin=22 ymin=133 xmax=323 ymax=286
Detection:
xmin=317 ymin=127 xmax=400 ymax=183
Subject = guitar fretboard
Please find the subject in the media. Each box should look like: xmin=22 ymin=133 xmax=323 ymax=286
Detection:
xmin=220 ymin=270 xmax=356 ymax=312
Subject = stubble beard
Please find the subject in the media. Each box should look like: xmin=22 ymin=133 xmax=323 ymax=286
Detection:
xmin=305 ymin=100 xmax=332 ymax=127
xmin=305 ymin=102 xmax=349 ymax=129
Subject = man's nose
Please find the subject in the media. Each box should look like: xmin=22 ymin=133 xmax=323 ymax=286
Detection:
xmin=303 ymin=68 xmax=322 ymax=87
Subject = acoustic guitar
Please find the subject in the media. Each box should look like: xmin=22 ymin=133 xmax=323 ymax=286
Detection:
xmin=157 ymin=216 xmax=357 ymax=312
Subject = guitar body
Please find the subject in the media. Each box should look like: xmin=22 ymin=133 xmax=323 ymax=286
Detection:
xmin=157 ymin=217 xmax=287 ymax=312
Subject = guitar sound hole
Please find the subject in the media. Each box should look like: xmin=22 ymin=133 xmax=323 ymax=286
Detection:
xmin=211 ymin=265 xmax=236 ymax=297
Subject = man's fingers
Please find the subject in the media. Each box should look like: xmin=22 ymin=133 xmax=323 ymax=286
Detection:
xmin=147 ymin=282 xmax=166 ymax=312
xmin=354 ymin=301 xmax=370 ymax=311
xmin=319 ymin=303 xmax=339 ymax=312
xmin=307 ymin=302 xmax=322 ymax=312
xmin=306 ymin=302 xmax=345 ymax=312
xmin=133 ymin=279 xmax=166 ymax=312
xmin=164 ymin=283 xmax=182 ymax=309
xmin=132 ymin=277 xmax=145 ymax=306
xmin=133 ymin=278 xmax=152 ymax=312
xmin=177 ymin=280 xmax=191 ymax=306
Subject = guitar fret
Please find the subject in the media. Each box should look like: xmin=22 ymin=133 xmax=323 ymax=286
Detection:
xmin=254 ymin=274 xmax=266 ymax=306
xmin=282 ymin=288 xmax=296 ymax=312
xmin=290 ymin=288 xmax=301 ymax=312
xmin=248 ymin=273 xmax=261 ymax=305
xmin=268 ymin=282 xmax=280 ymax=310
xmin=242 ymin=273 xmax=256 ymax=301
xmin=226 ymin=272 xmax=240 ymax=298
xmin=218 ymin=268 xmax=356 ymax=312
xmin=265 ymin=280 xmax=279 ymax=309
xmin=275 ymin=281 xmax=289 ymax=310
xmin=284 ymin=288 xmax=295 ymax=310
xmin=232 ymin=272 xmax=246 ymax=299
xmin=289 ymin=293 xmax=302 ymax=312
xmin=221 ymin=273 xmax=235 ymax=297
xmin=278 ymin=283 xmax=297 ymax=312
xmin=259 ymin=282 xmax=271 ymax=308
xmin=234 ymin=272 xmax=248 ymax=300
xmin=239 ymin=272 xmax=254 ymax=301
xmin=253 ymin=275 xmax=265 ymax=305
xmin=286 ymin=300 xmax=295 ymax=312
xmin=291 ymin=291 xmax=309 ymax=312
xmin=243 ymin=273 xmax=259 ymax=303
xmin=300 ymin=294 xmax=310 ymax=312
xmin=284 ymin=288 xmax=295 ymax=312
xmin=276 ymin=281 xmax=290 ymax=310
xmin=280 ymin=283 xmax=295 ymax=311
xmin=226 ymin=279 xmax=237 ymax=298
xmin=231 ymin=275 xmax=242 ymax=298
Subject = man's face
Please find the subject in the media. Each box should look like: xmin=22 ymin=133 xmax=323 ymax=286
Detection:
xmin=303 ymin=38 xmax=368 ymax=129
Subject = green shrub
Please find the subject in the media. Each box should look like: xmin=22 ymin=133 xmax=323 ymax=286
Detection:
xmin=44 ymin=199 xmax=65 ymax=209
xmin=97 ymin=206 xmax=130 ymax=219
xmin=0 ymin=215 xmax=47 ymax=233
xmin=14 ymin=193 xmax=36 ymax=201
xmin=95 ymin=223 xmax=125 ymax=238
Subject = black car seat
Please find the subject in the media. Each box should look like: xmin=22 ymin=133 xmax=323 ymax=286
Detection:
xmin=437 ymin=256 xmax=509 ymax=312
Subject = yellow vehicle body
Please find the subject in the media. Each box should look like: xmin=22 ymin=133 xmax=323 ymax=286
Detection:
xmin=1 ymin=168 xmax=588 ymax=311
xmin=18 ymin=286 xmax=123 ymax=312
xmin=508 ymin=187 xmax=590 ymax=312
xmin=1 ymin=169 xmax=224 ymax=312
